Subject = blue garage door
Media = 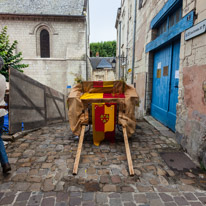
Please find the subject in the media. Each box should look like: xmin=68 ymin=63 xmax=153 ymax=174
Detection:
xmin=151 ymin=39 xmax=180 ymax=131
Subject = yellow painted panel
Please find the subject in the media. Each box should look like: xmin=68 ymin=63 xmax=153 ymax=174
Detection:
xmin=103 ymin=81 xmax=114 ymax=87
xmin=81 ymin=93 xmax=103 ymax=99
xmin=104 ymin=104 xmax=115 ymax=132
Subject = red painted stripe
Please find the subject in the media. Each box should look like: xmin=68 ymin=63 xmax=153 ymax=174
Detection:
xmin=94 ymin=104 xmax=105 ymax=132
xmin=103 ymin=93 xmax=125 ymax=98
xmin=93 ymin=81 xmax=104 ymax=87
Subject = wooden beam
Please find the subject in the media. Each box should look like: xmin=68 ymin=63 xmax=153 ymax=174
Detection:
xmin=123 ymin=127 xmax=134 ymax=176
xmin=73 ymin=125 xmax=86 ymax=175
xmin=146 ymin=11 xmax=194 ymax=53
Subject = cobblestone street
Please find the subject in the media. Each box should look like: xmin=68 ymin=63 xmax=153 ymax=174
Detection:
xmin=0 ymin=120 xmax=206 ymax=206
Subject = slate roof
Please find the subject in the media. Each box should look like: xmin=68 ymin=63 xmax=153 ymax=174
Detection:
xmin=97 ymin=59 xmax=112 ymax=69
xmin=0 ymin=0 xmax=84 ymax=16
xmin=90 ymin=57 xmax=114 ymax=70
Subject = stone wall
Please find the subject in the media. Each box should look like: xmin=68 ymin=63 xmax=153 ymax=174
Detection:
xmin=92 ymin=69 xmax=115 ymax=81
xmin=176 ymin=0 xmax=206 ymax=166
xmin=0 ymin=17 xmax=88 ymax=96
xmin=117 ymin=0 xmax=206 ymax=165
xmin=135 ymin=72 xmax=146 ymax=118
xmin=117 ymin=0 xmax=166 ymax=118
xmin=116 ymin=0 xmax=134 ymax=82
xmin=134 ymin=0 xmax=169 ymax=118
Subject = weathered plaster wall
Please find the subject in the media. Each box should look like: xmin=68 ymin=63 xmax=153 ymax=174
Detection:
xmin=176 ymin=0 xmax=206 ymax=166
xmin=135 ymin=72 xmax=146 ymax=119
xmin=0 ymin=17 xmax=87 ymax=95
xmin=92 ymin=69 xmax=115 ymax=81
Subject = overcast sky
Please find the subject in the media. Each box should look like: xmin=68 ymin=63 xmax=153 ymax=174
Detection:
xmin=89 ymin=0 xmax=121 ymax=43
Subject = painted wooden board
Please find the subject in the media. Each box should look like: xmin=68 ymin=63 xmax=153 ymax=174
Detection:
xmin=146 ymin=11 xmax=194 ymax=53
xmin=151 ymin=39 xmax=180 ymax=131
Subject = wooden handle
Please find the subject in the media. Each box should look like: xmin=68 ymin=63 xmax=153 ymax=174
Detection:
xmin=123 ymin=127 xmax=134 ymax=176
xmin=73 ymin=125 xmax=86 ymax=175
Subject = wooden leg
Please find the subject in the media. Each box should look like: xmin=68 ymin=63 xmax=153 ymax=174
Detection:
xmin=73 ymin=125 xmax=86 ymax=175
xmin=123 ymin=127 xmax=134 ymax=176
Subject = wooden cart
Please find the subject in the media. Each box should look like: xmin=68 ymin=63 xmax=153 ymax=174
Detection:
xmin=68 ymin=81 xmax=139 ymax=176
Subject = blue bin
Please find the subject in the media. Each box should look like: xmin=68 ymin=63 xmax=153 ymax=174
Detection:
xmin=3 ymin=114 xmax=9 ymax=133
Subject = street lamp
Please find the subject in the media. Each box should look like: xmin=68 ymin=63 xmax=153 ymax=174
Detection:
xmin=111 ymin=58 xmax=116 ymax=69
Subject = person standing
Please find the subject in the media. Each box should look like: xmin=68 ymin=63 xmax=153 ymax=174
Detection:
xmin=0 ymin=57 xmax=11 ymax=173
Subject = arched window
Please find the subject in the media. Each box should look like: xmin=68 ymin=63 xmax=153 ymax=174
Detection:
xmin=40 ymin=29 xmax=50 ymax=58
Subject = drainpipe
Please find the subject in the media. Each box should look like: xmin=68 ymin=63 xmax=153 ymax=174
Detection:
xmin=85 ymin=0 xmax=89 ymax=81
xmin=85 ymin=18 xmax=89 ymax=80
xmin=86 ymin=23 xmax=88 ymax=80
xmin=131 ymin=0 xmax=137 ymax=84
xmin=119 ymin=21 xmax=121 ymax=80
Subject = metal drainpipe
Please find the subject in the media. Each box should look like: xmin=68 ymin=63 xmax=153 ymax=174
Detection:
xmin=85 ymin=0 xmax=89 ymax=81
xmin=86 ymin=19 xmax=88 ymax=81
xmin=131 ymin=0 xmax=137 ymax=84
xmin=119 ymin=21 xmax=121 ymax=80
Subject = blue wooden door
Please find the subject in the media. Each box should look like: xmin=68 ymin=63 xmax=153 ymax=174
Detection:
xmin=151 ymin=39 xmax=180 ymax=131
xmin=168 ymin=40 xmax=180 ymax=130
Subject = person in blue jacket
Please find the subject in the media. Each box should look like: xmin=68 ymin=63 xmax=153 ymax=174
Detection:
xmin=0 ymin=57 xmax=11 ymax=173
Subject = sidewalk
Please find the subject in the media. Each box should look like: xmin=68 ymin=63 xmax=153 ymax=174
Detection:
xmin=0 ymin=120 xmax=205 ymax=206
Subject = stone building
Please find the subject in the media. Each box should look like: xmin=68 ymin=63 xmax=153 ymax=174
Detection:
xmin=0 ymin=0 xmax=90 ymax=95
xmin=116 ymin=0 xmax=206 ymax=166
xmin=90 ymin=57 xmax=116 ymax=81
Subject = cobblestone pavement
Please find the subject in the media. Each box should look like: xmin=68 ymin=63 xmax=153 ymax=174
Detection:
xmin=0 ymin=120 xmax=206 ymax=206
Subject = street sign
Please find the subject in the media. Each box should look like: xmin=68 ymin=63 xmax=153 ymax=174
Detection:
xmin=185 ymin=19 xmax=206 ymax=41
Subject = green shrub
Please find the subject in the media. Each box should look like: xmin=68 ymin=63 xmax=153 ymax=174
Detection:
xmin=0 ymin=26 xmax=28 ymax=81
